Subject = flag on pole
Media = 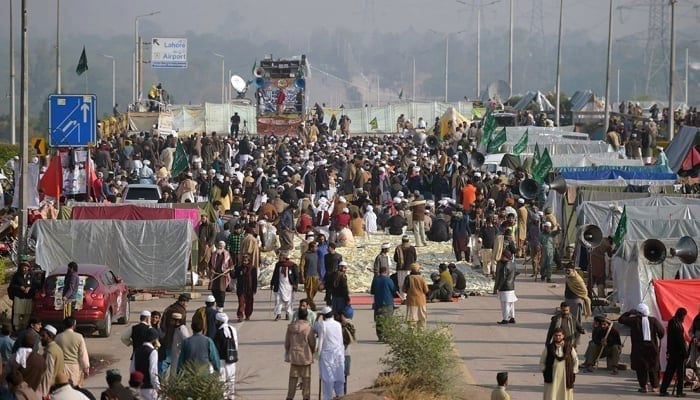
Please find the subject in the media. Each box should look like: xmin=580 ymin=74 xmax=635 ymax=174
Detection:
xmin=533 ymin=147 xmax=553 ymax=183
xmin=76 ymin=46 xmax=88 ymax=76
xmin=251 ymin=59 xmax=257 ymax=76
xmin=369 ymin=117 xmax=378 ymax=130
xmin=171 ymin=139 xmax=189 ymax=177
xmin=487 ymin=128 xmax=507 ymax=153
xmin=39 ymin=155 xmax=63 ymax=199
xmin=398 ymin=89 xmax=403 ymax=100
xmin=512 ymin=129 xmax=529 ymax=155
xmin=480 ymin=109 xmax=496 ymax=146
xmin=613 ymin=206 xmax=627 ymax=247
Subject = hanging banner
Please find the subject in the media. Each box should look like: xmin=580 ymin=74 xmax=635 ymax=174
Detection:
xmin=151 ymin=38 xmax=188 ymax=69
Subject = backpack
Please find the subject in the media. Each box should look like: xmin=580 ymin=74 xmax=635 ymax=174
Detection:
xmin=223 ymin=326 xmax=238 ymax=364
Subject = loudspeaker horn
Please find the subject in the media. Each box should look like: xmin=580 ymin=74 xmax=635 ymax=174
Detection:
xmin=294 ymin=78 xmax=305 ymax=90
xmin=670 ymin=236 xmax=698 ymax=264
xmin=413 ymin=131 xmax=427 ymax=146
xmin=642 ymin=238 xmax=667 ymax=264
xmin=471 ymin=152 xmax=485 ymax=169
xmin=578 ymin=224 xmax=603 ymax=248
xmin=426 ymin=135 xmax=439 ymax=149
xmin=544 ymin=175 xmax=567 ymax=195
xmin=254 ymin=66 xmax=266 ymax=78
xmin=253 ymin=77 xmax=268 ymax=88
xmin=519 ymin=178 xmax=539 ymax=199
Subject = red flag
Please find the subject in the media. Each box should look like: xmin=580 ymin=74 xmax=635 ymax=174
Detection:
xmin=39 ymin=155 xmax=63 ymax=198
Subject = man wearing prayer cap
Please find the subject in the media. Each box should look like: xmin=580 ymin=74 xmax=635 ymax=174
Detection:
xmin=213 ymin=313 xmax=238 ymax=399
xmin=39 ymin=325 xmax=64 ymax=397
xmin=539 ymin=221 xmax=556 ymax=282
xmin=133 ymin=328 xmax=161 ymax=400
xmin=373 ymin=243 xmax=392 ymax=276
xmin=618 ymin=303 xmax=665 ymax=393
xmin=192 ymin=295 xmax=220 ymax=340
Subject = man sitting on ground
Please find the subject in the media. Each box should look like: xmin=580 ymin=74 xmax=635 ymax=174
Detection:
xmin=580 ymin=315 xmax=622 ymax=375
xmin=448 ymin=263 xmax=467 ymax=298
xmin=427 ymin=272 xmax=453 ymax=302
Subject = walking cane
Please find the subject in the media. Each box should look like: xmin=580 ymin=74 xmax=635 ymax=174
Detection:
xmin=318 ymin=376 xmax=322 ymax=400
xmin=593 ymin=321 xmax=614 ymax=366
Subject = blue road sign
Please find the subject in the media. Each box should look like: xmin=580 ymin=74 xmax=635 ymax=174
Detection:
xmin=48 ymin=94 xmax=97 ymax=147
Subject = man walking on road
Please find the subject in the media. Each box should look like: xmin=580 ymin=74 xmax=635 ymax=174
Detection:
xmin=540 ymin=328 xmax=579 ymax=400
xmin=55 ymin=317 xmax=90 ymax=388
xmin=285 ymin=308 xmax=316 ymax=400
xmin=234 ymin=255 xmax=258 ymax=322
xmin=370 ymin=266 xmax=397 ymax=341
xmin=659 ymin=307 xmax=689 ymax=397
xmin=314 ymin=306 xmax=345 ymax=400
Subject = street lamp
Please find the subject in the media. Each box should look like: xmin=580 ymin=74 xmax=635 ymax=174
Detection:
xmin=134 ymin=11 xmax=160 ymax=104
xmin=554 ymin=0 xmax=564 ymax=127
xmin=456 ymin=0 xmax=501 ymax=98
xmin=429 ymin=29 xmax=467 ymax=103
xmin=213 ymin=52 xmax=225 ymax=104
xmin=668 ymin=0 xmax=677 ymax=140
xmin=603 ymin=0 xmax=614 ymax=134
xmin=56 ymin=0 xmax=61 ymax=93
xmin=8 ymin=0 xmax=16 ymax=145
xmin=103 ymin=54 xmax=115 ymax=108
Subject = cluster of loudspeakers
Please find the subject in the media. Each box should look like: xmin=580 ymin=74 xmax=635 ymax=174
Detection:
xmin=519 ymin=174 xmax=567 ymax=200
xmin=642 ymin=236 xmax=698 ymax=265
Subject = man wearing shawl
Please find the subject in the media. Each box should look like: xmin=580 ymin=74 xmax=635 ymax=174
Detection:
xmin=213 ymin=313 xmax=238 ymax=400
xmin=619 ymin=303 xmax=665 ymax=393
xmin=540 ymin=327 xmax=579 ymax=400
xmin=564 ymin=266 xmax=592 ymax=328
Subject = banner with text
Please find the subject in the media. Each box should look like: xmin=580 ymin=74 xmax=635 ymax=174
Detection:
xmin=151 ymin=37 xmax=188 ymax=69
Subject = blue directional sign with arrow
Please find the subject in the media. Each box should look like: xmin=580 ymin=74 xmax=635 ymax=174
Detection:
xmin=48 ymin=94 xmax=97 ymax=147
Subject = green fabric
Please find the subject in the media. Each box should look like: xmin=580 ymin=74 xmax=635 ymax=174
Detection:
xmin=171 ymin=139 xmax=189 ymax=177
xmin=369 ymin=117 xmax=378 ymax=130
xmin=480 ymin=109 xmax=496 ymax=145
xmin=76 ymin=47 xmax=88 ymax=76
xmin=533 ymin=148 xmax=552 ymax=183
xmin=612 ymin=206 xmax=627 ymax=247
xmin=487 ymin=128 xmax=507 ymax=153
xmin=512 ymin=129 xmax=529 ymax=155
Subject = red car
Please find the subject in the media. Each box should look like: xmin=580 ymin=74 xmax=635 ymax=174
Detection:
xmin=32 ymin=264 xmax=130 ymax=337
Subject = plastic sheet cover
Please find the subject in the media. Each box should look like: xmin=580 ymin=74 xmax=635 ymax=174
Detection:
xmin=34 ymin=219 xmax=192 ymax=289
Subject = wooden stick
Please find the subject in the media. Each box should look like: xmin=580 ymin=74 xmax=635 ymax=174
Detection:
xmin=593 ymin=321 xmax=614 ymax=365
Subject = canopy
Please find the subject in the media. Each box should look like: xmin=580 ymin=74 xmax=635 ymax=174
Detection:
xmin=569 ymin=90 xmax=606 ymax=112
xmin=512 ymin=91 xmax=555 ymax=112
xmin=429 ymin=106 xmax=470 ymax=138
xmin=664 ymin=125 xmax=700 ymax=172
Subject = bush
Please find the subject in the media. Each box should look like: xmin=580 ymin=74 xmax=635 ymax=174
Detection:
xmin=158 ymin=361 xmax=226 ymax=400
xmin=0 ymin=144 xmax=19 ymax=172
xmin=377 ymin=316 xmax=459 ymax=398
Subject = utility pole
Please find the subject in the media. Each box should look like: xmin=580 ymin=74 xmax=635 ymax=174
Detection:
xmin=508 ymin=0 xmax=514 ymax=97
xmin=412 ymin=57 xmax=416 ymax=102
xmin=476 ymin=7 xmax=481 ymax=98
xmin=103 ymin=54 xmax=115 ymax=108
xmin=603 ymin=0 xmax=614 ymax=135
xmin=554 ymin=0 xmax=564 ymax=127
xmin=668 ymin=0 xmax=676 ymax=140
xmin=616 ymin=68 xmax=620 ymax=105
xmin=18 ymin=0 xmax=29 ymax=253
xmin=9 ymin=0 xmax=16 ymax=145
xmin=684 ymin=47 xmax=688 ymax=106
xmin=56 ymin=0 xmax=61 ymax=93
xmin=445 ymin=35 xmax=449 ymax=103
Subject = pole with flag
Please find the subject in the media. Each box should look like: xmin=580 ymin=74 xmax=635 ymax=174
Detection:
xmin=480 ymin=109 xmax=496 ymax=147
xmin=512 ymin=129 xmax=529 ymax=155
xmin=76 ymin=46 xmax=89 ymax=91
xmin=398 ymin=89 xmax=403 ymax=100
xmin=251 ymin=59 xmax=257 ymax=76
xmin=533 ymin=147 xmax=552 ymax=183
xmin=171 ymin=139 xmax=190 ymax=177
xmin=613 ymin=206 xmax=627 ymax=247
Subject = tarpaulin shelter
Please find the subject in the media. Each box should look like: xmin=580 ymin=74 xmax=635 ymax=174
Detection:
xmin=34 ymin=219 xmax=193 ymax=289
xmin=428 ymin=107 xmax=471 ymax=138
xmin=557 ymin=166 xmax=677 ymax=186
xmin=569 ymin=90 xmax=607 ymax=112
xmin=663 ymin=126 xmax=700 ymax=173
xmin=512 ymin=91 xmax=555 ymax=112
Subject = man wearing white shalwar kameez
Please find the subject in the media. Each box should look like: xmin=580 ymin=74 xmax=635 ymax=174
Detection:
xmin=214 ymin=313 xmax=238 ymax=400
xmin=364 ymin=205 xmax=378 ymax=235
xmin=540 ymin=328 xmax=579 ymax=400
xmin=272 ymin=254 xmax=299 ymax=321
xmin=314 ymin=307 xmax=345 ymax=400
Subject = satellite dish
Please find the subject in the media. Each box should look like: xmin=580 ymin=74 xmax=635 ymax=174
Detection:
xmin=230 ymin=75 xmax=247 ymax=93
xmin=486 ymin=80 xmax=511 ymax=102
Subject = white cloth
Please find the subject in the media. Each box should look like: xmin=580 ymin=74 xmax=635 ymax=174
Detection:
xmin=540 ymin=345 xmax=579 ymax=400
xmin=170 ymin=325 xmax=191 ymax=372
xmin=14 ymin=348 xmax=31 ymax=368
xmin=140 ymin=388 xmax=158 ymax=400
xmin=396 ymin=270 xmax=408 ymax=299
xmin=637 ymin=303 xmax=651 ymax=341
xmin=220 ymin=361 xmax=236 ymax=400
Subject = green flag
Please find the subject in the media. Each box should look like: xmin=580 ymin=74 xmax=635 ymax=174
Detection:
xmin=533 ymin=147 xmax=553 ymax=183
xmin=531 ymin=142 xmax=541 ymax=174
xmin=398 ymin=89 xmax=403 ymax=100
xmin=487 ymin=128 xmax=507 ymax=153
xmin=480 ymin=109 xmax=496 ymax=145
xmin=512 ymin=129 xmax=529 ymax=155
xmin=76 ymin=46 xmax=88 ymax=76
xmin=369 ymin=117 xmax=378 ymax=130
xmin=613 ymin=206 xmax=627 ymax=247
xmin=171 ymin=139 xmax=189 ymax=177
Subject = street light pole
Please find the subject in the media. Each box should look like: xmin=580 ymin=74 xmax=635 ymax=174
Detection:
xmin=9 ymin=0 xmax=16 ymax=145
xmin=134 ymin=11 xmax=160 ymax=105
xmin=603 ymin=0 xmax=614 ymax=134
xmin=685 ymin=47 xmax=689 ymax=106
xmin=103 ymin=54 xmax=115 ymax=108
xmin=508 ymin=0 xmax=513 ymax=97
xmin=445 ymin=35 xmax=449 ymax=103
xmin=213 ymin=53 xmax=225 ymax=104
xmin=554 ymin=0 xmax=564 ymax=127
xmin=56 ymin=0 xmax=61 ymax=93
xmin=476 ymin=7 xmax=481 ymax=98
xmin=18 ymin=0 xmax=29 ymax=254
xmin=668 ymin=0 xmax=676 ymax=140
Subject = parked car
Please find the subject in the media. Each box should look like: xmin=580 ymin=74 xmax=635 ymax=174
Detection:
xmin=32 ymin=264 xmax=130 ymax=337
xmin=121 ymin=184 xmax=162 ymax=204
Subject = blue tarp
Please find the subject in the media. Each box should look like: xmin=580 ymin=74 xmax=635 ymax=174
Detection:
xmin=559 ymin=169 xmax=677 ymax=181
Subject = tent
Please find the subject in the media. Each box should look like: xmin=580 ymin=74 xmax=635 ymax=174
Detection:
xmin=429 ymin=106 xmax=471 ymax=138
xmin=557 ymin=166 xmax=677 ymax=186
xmin=663 ymin=125 xmax=700 ymax=173
xmin=569 ymin=90 xmax=607 ymax=112
xmin=512 ymin=91 xmax=555 ymax=112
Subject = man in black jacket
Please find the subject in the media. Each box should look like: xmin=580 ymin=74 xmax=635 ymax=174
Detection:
xmin=494 ymin=250 xmax=517 ymax=324
xmin=659 ymin=307 xmax=689 ymax=397
xmin=427 ymin=214 xmax=450 ymax=242
xmin=8 ymin=261 xmax=38 ymax=331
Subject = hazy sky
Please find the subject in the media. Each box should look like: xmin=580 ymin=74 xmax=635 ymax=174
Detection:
xmin=12 ymin=0 xmax=699 ymax=45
